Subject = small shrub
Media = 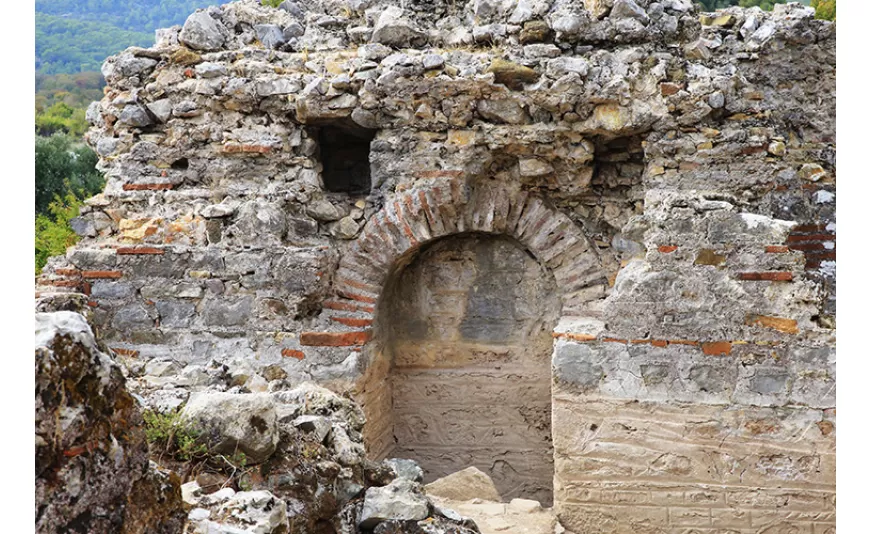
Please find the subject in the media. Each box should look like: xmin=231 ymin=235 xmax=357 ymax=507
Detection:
xmin=261 ymin=0 xmax=283 ymax=8
xmin=143 ymin=409 xmax=209 ymax=461
xmin=811 ymin=0 xmax=835 ymax=21
xmin=228 ymin=451 xmax=248 ymax=470
xmin=35 ymin=193 xmax=82 ymax=274
xmin=35 ymin=134 xmax=103 ymax=216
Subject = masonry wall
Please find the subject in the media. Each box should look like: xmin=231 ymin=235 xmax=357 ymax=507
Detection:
xmin=36 ymin=1 xmax=835 ymax=531
xmin=385 ymin=234 xmax=559 ymax=503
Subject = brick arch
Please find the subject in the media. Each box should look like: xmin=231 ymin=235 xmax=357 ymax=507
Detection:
xmin=312 ymin=180 xmax=607 ymax=347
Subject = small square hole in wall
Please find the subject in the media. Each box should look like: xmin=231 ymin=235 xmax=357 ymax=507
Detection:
xmin=316 ymin=124 xmax=376 ymax=194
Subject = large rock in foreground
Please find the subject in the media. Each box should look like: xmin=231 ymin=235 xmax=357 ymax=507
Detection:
xmin=360 ymin=478 xmax=431 ymax=528
xmin=181 ymin=392 xmax=280 ymax=464
xmin=35 ymin=311 xmax=184 ymax=534
xmin=424 ymin=467 xmax=502 ymax=502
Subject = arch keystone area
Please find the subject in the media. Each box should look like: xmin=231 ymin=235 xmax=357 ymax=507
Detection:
xmin=315 ymin=180 xmax=607 ymax=341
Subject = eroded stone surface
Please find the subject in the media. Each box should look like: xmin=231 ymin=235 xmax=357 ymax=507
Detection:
xmin=35 ymin=311 xmax=185 ymax=534
xmin=384 ymin=235 xmax=559 ymax=504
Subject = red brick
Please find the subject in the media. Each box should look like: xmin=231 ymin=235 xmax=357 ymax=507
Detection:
xmin=786 ymin=234 xmax=835 ymax=243
xmin=765 ymin=246 xmax=789 ymax=253
xmin=111 ymin=347 xmax=140 ymax=358
xmin=63 ymin=445 xmax=88 ymax=458
xmin=745 ymin=315 xmax=799 ymax=334
xmin=788 ymin=242 xmax=829 ymax=252
xmin=281 ymin=349 xmax=305 ymax=360
xmin=336 ymin=276 xmax=379 ymax=294
xmin=418 ymin=190 xmax=439 ymax=229
xmin=668 ymin=339 xmax=699 ymax=346
xmin=116 ymin=246 xmax=165 ymax=255
xmin=737 ymin=272 xmax=793 ymax=281
xmin=122 ymin=183 xmax=175 ymax=191
xmin=300 ymin=331 xmax=372 ymax=347
xmin=323 ymin=300 xmax=375 ymax=314
xmin=702 ymin=342 xmax=732 ymax=356
xmin=81 ymin=270 xmax=123 ymax=279
xmin=552 ymin=332 xmax=596 ymax=342
xmin=221 ymin=144 xmax=273 ymax=154
xmin=336 ymin=289 xmax=378 ymax=305
xmin=660 ymin=82 xmax=683 ymax=96
xmin=658 ymin=245 xmax=678 ymax=254
xmin=602 ymin=337 xmax=628 ymax=344
xmin=650 ymin=340 xmax=668 ymax=348
xmin=55 ymin=268 xmax=81 ymax=277
xmin=393 ymin=201 xmax=419 ymax=245
xmin=48 ymin=280 xmax=81 ymax=288
xmin=330 ymin=317 xmax=374 ymax=328
xmin=791 ymin=224 xmax=827 ymax=233
xmin=804 ymin=251 xmax=836 ymax=260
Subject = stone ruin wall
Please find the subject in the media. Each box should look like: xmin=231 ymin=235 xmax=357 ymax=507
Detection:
xmin=36 ymin=0 xmax=835 ymax=532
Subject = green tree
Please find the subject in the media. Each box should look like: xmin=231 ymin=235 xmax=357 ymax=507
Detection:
xmin=811 ymin=0 xmax=835 ymax=20
xmin=35 ymin=0 xmax=220 ymax=34
xmin=36 ymin=13 xmax=153 ymax=75
xmin=35 ymin=134 xmax=103 ymax=215
xmin=36 ymin=102 xmax=89 ymax=137
xmin=36 ymin=72 xmax=105 ymax=111
xmin=697 ymin=0 xmax=738 ymax=11
xmin=35 ymin=194 xmax=84 ymax=274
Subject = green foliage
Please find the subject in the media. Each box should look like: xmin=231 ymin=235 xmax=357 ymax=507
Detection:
xmin=697 ymin=0 xmax=807 ymax=10
xmin=696 ymin=0 xmax=738 ymax=10
xmin=229 ymin=451 xmax=248 ymax=470
xmin=261 ymin=0 xmax=284 ymax=7
xmin=812 ymin=0 xmax=835 ymax=20
xmin=35 ymin=194 xmax=83 ymax=274
xmin=35 ymin=1 xmax=224 ymax=74
xmin=36 ymin=13 xmax=153 ymax=74
xmin=36 ymin=72 xmax=105 ymax=113
xmin=35 ymin=0 xmax=221 ymax=34
xmin=35 ymin=134 xmax=104 ymax=215
xmin=737 ymin=0 xmax=787 ymax=10
xmin=143 ymin=409 xmax=209 ymax=462
xmin=36 ymin=102 xmax=89 ymax=137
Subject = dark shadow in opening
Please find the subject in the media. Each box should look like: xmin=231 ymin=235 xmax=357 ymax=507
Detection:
xmin=317 ymin=124 xmax=375 ymax=194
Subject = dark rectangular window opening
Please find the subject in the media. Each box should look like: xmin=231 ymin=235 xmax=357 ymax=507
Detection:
xmin=317 ymin=124 xmax=376 ymax=194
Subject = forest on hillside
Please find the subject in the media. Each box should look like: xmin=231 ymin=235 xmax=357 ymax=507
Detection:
xmin=35 ymin=0 xmax=219 ymax=33
xmin=36 ymin=0 xmax=218 ymax=75
xmin=36 ymin=14 xmax=153 ymax=75
xmin=698 ymin=0 xmax=813 ymax=9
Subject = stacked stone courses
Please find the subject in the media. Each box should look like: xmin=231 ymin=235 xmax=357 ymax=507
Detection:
xmin=37 ymin=0 xmax=835 ymax=532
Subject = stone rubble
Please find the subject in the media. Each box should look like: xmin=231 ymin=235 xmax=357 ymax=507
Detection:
xmin=424 ymin=467 xmax=502 ymax=503
xmin=171 ymin=377 xmax=483 ymax=533
xmin=35 ymin=310 xmax=186 ymax=534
